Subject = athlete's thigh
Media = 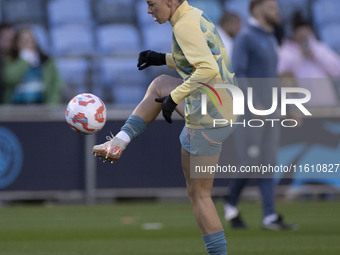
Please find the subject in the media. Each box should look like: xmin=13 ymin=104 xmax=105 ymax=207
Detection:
xmin=181 ymin=146 xmax=219 ymax=192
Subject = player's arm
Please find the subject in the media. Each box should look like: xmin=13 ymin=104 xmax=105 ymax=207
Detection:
xmin=156 ymin=23 xmax=219 ymax=123
xmin=170 ymin=23 xmax=219 ymax=104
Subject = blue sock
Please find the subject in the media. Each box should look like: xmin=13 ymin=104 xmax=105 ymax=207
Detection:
xmin=202 ymin=230 xmax=227 ymax=255
xmin=121 ymin=115 xmax=147 ymax=140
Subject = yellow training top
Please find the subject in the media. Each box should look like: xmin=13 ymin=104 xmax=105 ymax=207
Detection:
xmin=166 ymin=1 xmax=237 ymax=129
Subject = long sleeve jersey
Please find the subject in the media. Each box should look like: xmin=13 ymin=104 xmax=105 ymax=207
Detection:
xmin=166 ymin=1 xmax=238 ymax=129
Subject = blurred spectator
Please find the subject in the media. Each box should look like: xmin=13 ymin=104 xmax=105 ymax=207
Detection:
xmin=224 ymin=0 xmax=296 ymax=231
xmin=2 ymin=27 xmax=63 ymax=104
xmin=278 ymin=12 xmax=340 ymax=106
xmin=0 ymin=24 xmax=15 ymax=58
xmin=216 ymin=12 xmax=241 ymax=62
xmin=0 ymin=24 xmax=15 ymax=103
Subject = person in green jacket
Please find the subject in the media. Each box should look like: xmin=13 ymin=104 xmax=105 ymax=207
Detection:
xmin=0 ymin=23 xmax=15 ymax=103
xmin=3 ymin=27 xmax=63 ymax=104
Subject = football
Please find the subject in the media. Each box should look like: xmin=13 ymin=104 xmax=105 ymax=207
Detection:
xmin=65 ymin=93 xmax=107 ymax=135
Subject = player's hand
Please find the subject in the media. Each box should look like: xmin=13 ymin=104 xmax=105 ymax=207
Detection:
xmin=155 ymin=94 xmax=177 ymax=124
xmin=137 ymin=50 xmax=166 ymax=70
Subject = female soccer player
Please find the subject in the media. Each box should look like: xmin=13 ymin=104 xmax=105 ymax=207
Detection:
xmin=93 ymin=1 xmax=237 ymax=254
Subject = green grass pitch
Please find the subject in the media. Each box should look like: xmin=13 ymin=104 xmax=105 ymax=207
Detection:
xmin=0 ymin=200 xmax=339 ymax=255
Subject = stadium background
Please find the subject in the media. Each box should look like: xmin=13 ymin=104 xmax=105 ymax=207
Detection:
xmin=0 ymin=0 xmax=339 ymax=105
xmin=0 ymin=0 xmax=339 ymax=202
xmin=0 ymin=1 xmax=340 ymax=255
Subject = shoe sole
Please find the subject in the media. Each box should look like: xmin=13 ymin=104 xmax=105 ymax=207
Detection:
xmin=93 ymin=146 xmax=123 ymax=163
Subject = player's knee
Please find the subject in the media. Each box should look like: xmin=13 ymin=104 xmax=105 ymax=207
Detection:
xmin=148 ymin=75 xmax=170 ymax=96
xmin=187 ymin=184 xmax=212 ymax=202
xmin=153 ymin=74 xmax=169 ymax=84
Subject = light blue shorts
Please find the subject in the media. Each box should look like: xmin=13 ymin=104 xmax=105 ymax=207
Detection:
xmin=179 ymin=125 xmax=235 ymax=156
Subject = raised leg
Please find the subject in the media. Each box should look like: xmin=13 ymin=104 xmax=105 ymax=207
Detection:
xmin=93 ymin=75 xmax=185 ymax=162
xmin=132 ymin=74 xmax=185 ymax=124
